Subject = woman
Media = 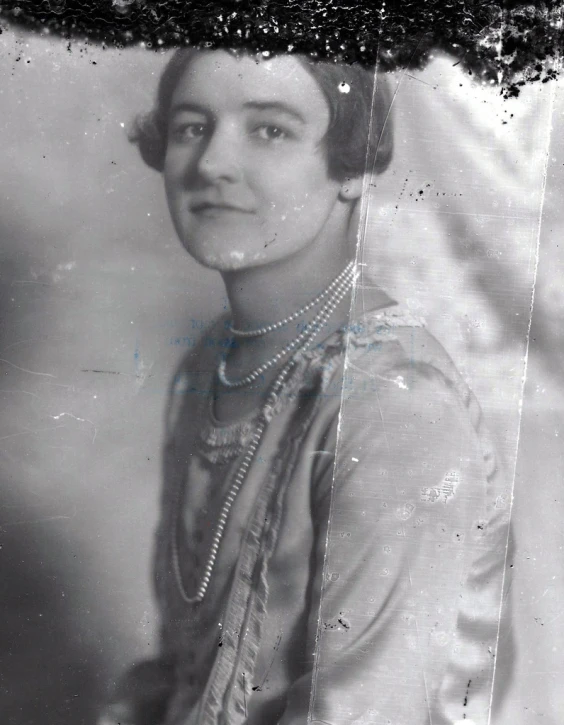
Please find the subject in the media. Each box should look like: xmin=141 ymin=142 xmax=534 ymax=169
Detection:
xmin=100 ymin=47 xmax=510 ymax=725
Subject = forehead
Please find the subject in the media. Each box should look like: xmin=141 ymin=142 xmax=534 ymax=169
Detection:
xmin=169 ymin=51 xmax=330 ymax=125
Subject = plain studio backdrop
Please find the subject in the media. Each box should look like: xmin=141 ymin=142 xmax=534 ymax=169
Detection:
xmin=0 ymin=29 xmax=563 ymax=724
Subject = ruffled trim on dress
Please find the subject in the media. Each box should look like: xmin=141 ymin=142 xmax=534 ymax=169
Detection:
xmin=200 ymin=358 xmax=332 ymax=725
xmin=197 ymin=390 xmax=258 ymax=466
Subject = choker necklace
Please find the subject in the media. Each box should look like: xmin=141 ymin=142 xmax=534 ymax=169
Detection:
xmin=228 ymin=261 xmax=354 ymax=338
xmin=217 ymin=264 xmax=355 ymax=389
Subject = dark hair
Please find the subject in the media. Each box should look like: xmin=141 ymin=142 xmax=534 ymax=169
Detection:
xmin=130 ymin=48 xmax=394 ymax=180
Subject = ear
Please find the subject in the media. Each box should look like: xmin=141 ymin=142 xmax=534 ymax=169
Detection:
xmin=338 ymin=174 xmax=365 ymax=202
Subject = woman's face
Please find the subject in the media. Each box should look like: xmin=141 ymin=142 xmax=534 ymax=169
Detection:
xmin=163 ymin=51 xmax=351 ymax=272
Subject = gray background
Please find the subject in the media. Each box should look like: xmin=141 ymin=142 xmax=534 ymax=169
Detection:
xmin=1 ymin=30 xmax=563 ymax=724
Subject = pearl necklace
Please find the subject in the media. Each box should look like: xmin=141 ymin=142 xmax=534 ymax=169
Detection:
xmin=172 ymin=266 xmax=355 ymax=605
xmin=217 ymin=264 xmax=355 ymax=389
xmin=171 ymin=357 xmax=298 ymax=605
xmin=228 ymin=261 xmax=355 ymax=338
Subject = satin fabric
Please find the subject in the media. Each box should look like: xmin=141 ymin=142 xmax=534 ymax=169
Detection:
xmin=111 ymin=305 xmax=510 ymax=725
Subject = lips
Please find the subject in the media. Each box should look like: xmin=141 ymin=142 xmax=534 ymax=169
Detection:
xmin=191 ymin=201 xmax=254 ymax=214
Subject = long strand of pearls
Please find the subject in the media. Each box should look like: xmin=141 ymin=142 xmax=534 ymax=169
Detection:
xmin=228 ymin=261 xmax=354 ymax=338
xmin=172 ymin=357 xmax=298 ymax=605
xmin=217 ymin=265 xmax=355 ymax=389
xmin=172 ymin=263 xmax=356 ymax=605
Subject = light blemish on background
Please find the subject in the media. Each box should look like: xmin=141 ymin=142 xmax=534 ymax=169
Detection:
xmin=50 ymin=411 xmax=98 ymax=443
xmin=53 ymin=261 xmax=76 ymax=282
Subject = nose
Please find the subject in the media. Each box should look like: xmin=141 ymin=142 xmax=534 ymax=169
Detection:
xmin=196 ymin=122 xmax=242 ymax=184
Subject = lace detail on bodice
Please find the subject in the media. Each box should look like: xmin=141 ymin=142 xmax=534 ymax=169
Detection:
xmin=196 ymin=392 xmax=258 ymax=465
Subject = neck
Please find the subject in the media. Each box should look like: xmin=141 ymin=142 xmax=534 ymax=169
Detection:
xmin=221 ymin=193 xmax=357 ymax=335
xmin=214 ymin=198 xmax=403 ymax=392
xmin=217 ymin=226 xmax=354 ymax=388
xmin=223 ymin=243 xmax=352 ymax=335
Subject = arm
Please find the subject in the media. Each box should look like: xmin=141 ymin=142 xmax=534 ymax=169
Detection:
xmin=97 ymin=658 xmax=176 ymax=725
xmin=97 ymin=348 xmax=200 ymax=725
xmin=279 ymin=362 xmax=508 ymax=725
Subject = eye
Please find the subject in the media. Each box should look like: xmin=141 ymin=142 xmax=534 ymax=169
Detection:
xmin=170 ymin=122 xmax=208 ymax=142
xmin=254 ymin=124 xmax=289 ymax=142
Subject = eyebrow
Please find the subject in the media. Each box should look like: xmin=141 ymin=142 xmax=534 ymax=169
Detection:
xmin=242 ymin=101 xmax=306 ymax=124
xmin=169 ymin=100 xmax=306 ymax=125
xmin=169 ymin=102 xmax=209 ymax=117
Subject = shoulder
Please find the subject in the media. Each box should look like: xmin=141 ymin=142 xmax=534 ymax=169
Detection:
xmin=169 ymin=311 xmax=231 ymax=378
xmin=342 ymin=308 xmax=459 ymax=399
xmin=346 ymin=307 xmax=450 ymax=375
xmin=334 ymin=307 xmax=487 ymax=451
xmin=164 ymin=312 xmax=230 ymax=435
xmin=309 ymin=307 xmax=504 ymax=532
xmin=321 ymin=312 xmax=492 ymax=506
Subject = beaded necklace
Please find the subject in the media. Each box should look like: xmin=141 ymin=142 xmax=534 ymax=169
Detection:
xmin=172 ymin=263 xmax=356 ymax=604
xmin=171 ymin=357 xmax=297 ymax=604
xmin=217 ymin=263 xmax=355 ymax=389
xmin=228 ymin=261 xmax=354 ymax=338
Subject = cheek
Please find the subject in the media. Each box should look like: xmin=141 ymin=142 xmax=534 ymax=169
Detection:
xmin=263 ymin=180 xmax=340 ymax=230
xmin=163 ymin=162 xmax=178 ymax=203
xmin=259 ymin=161 xmax=338 ymax=215
xmin=163 ymin=148 xmax=195 ymax=193
xmin=164 ymin=158 xmax=181 ymax=189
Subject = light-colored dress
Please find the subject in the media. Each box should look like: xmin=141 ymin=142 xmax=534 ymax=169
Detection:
xmin=111 ymin=304 xmax=511 ymax=725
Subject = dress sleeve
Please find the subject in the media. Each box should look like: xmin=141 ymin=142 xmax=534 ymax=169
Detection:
xmin=277 ymin=360 xmax=509 ymax=725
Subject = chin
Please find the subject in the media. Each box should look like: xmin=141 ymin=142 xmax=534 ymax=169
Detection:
xmin=184 ymin=242 xmax=271 ymax=273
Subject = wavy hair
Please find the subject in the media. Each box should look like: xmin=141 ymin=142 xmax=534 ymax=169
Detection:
xmin=130 ymin=48 xmax=394 ymax=181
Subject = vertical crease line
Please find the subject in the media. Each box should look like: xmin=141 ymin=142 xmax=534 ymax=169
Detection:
xmin=307 ymin=1 xmax=390 ymax=719
xmin=486 ymin=22 xmax=561 ymax=725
